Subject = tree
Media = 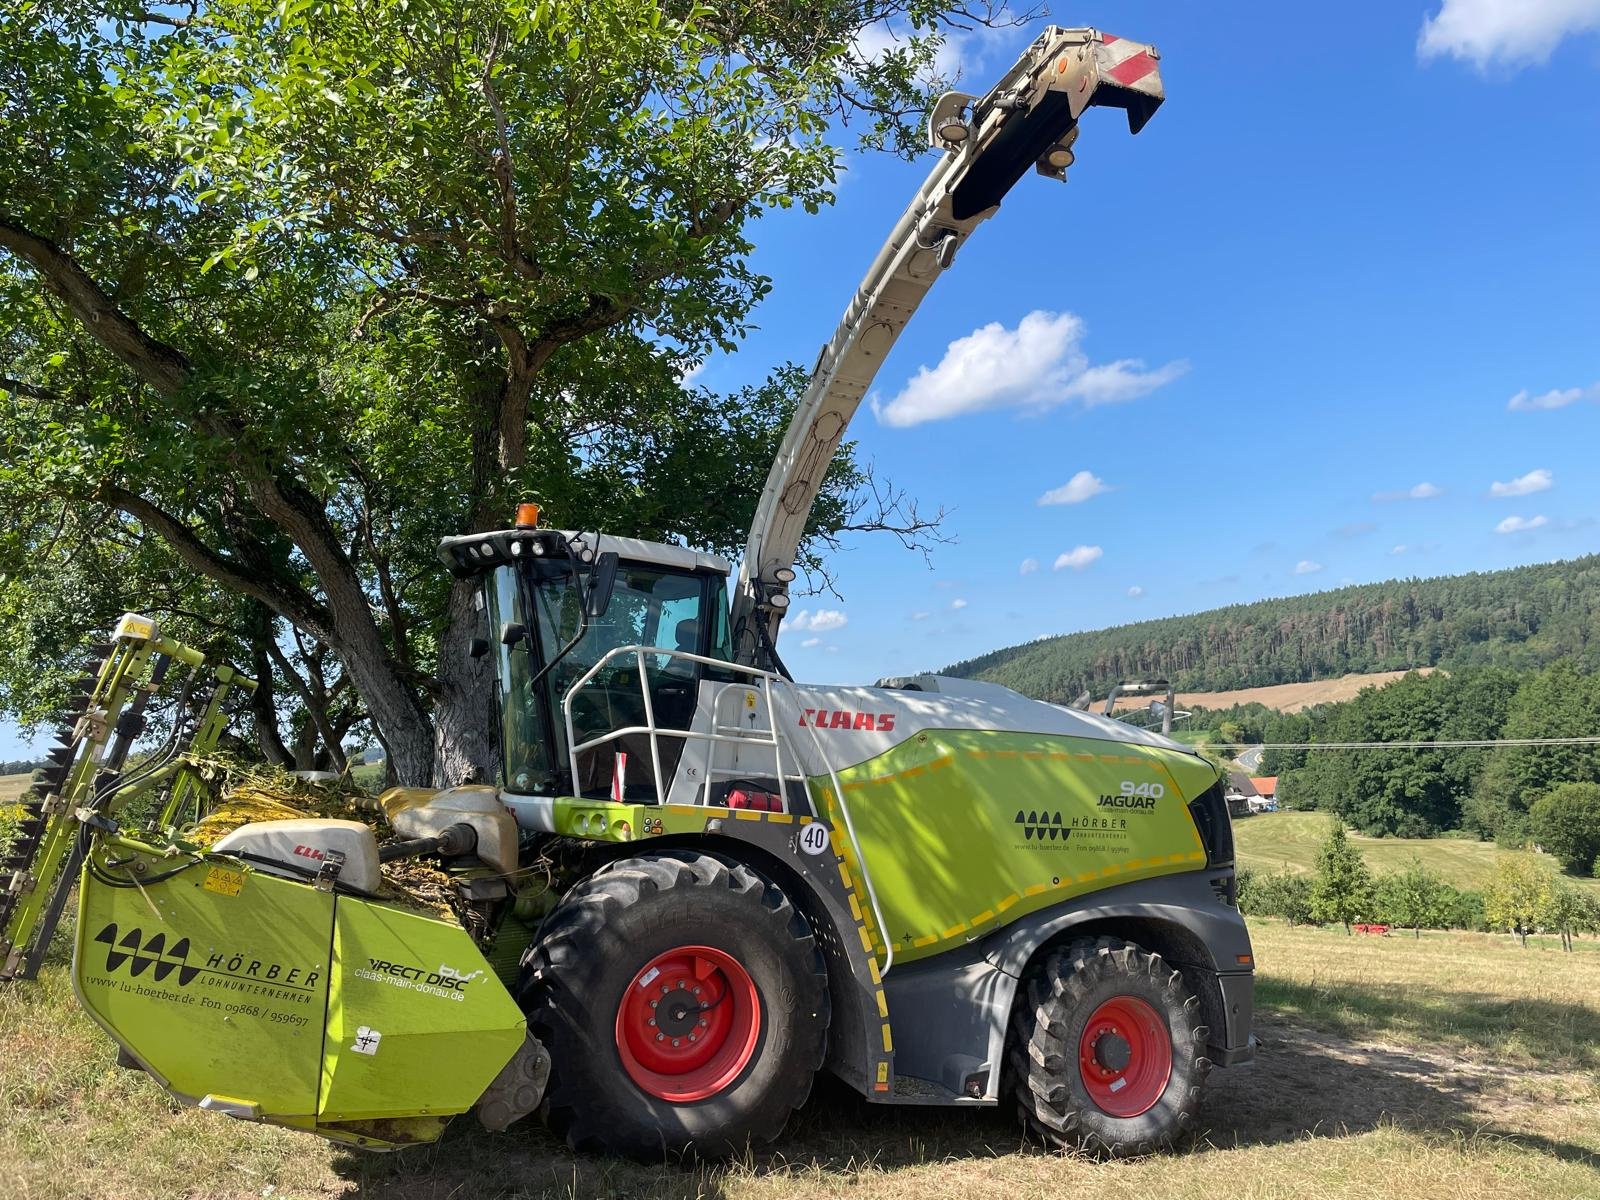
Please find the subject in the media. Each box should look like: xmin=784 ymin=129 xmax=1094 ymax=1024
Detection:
xmin=1484 ymin=857 xmax=1554 ymax=949
xmin=1310 ymin=822 xmax=1373 ymax=934
xmin=1238 ymin=869 xmax=1314 ymax=925
xmin=1375 ymin=857 xmax=1448 ymax=939
xmin=1529 ymin=782 xmax=1600 ymax=876
xmin=1 ymin=0 xmax=976 ymax=782
xmin=1471 ymin=660 xmax=1600 ymax=843
xmin=1543 ymin=878 xmax=1588 ymax=953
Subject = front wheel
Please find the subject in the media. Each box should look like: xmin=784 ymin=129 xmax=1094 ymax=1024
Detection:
xmin=521 ymin=850 xmax=829 ymax=1159
xmin=1009 ymin=936 xmax=1209 ymax=1157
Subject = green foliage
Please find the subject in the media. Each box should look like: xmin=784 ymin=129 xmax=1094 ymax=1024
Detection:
xmin=1484 ymin=857 xmax=1555 ymax=947
xmin=0 ymin=0 xmax=970 ymax=776
xmin=1282 ymin=668 xmax=1519 ymax=836
xmin=1309 ymin=821 xmax=1374 ymax=933
xmin=1529 ymin=782 xmax=1600 ymax=876
xmin=1372 ymin=857 xmax=1448 ymax=937
xmin=1470 ymin=662 xmax=1600 ymax=843
xmin=1237 ymin=868 xmax=1314 ymax=924
xmin=1438 ymin=885 xmax=1488 ymax=933
xmin=947 ymin=555 xmax=1600 ymax=699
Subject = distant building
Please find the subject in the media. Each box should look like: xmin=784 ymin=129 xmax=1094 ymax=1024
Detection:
xmin=1248 ymin=776 xmax=1279 ymax=812
xmin=1224 ymin=772 xmax=1258 ymax=819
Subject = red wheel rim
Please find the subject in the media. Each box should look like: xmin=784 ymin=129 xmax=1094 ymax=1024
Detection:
xmin=1077 ymin=995 xmax=1172 ymax=1118
xmin=614 ymin=944 xmax=761 ymax=1102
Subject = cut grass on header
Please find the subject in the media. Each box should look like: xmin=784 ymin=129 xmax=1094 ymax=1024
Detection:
xmin=1235 ymin=810 xmax=1600 ymax=895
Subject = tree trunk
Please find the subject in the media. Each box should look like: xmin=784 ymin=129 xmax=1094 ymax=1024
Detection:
xmin=432 ymin=576 xmax=502 ymax=787
xmin=430 ymin=362 xmax=523 ymax=788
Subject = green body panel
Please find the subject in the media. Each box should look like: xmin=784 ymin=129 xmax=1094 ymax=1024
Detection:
xmin=73 ymin=845 xmax=525 ymax=1146
xmin=321 ymin=898 xmax=526 ymax=1121
xmin=75 ymin=859 xmax=333 ymax=1117
xmin=816 ymin=730 xmax=1220 ymax=965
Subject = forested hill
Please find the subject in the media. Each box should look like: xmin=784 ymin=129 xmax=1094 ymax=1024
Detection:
xmin=944 ymin=554 xmax=1600 ymax=703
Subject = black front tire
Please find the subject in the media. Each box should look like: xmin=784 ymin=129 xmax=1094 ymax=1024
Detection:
xmin=520 ymin=849 xmax=829 ymax=1159
xmin=1009 ymin=936 xmax=1209 ymax=1157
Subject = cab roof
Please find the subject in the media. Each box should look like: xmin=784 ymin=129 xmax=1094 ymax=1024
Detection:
xmin=438 ymin=528 xmax=732 ymax=579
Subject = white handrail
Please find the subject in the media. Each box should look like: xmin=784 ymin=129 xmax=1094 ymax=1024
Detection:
xmin=558 ymin=643 xmax=894 ymax=974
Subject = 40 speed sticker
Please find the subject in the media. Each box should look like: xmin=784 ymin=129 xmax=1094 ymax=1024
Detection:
xmin=798 ymin=823 xmax=831 ymax=856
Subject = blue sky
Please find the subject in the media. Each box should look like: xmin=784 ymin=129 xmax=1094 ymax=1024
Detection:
xmin=741 ymin=0 xmax=1600 ymax=685
xmin=3 ymin=0 xmax=1598 ymax=757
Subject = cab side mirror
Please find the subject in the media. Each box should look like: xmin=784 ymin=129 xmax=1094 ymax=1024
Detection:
xmin=585 ymin=552 xmax=619 ymax=619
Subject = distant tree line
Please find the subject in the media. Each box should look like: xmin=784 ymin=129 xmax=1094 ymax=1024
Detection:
xmin=1 ymin=758 xmax=46 ymax=777
xmin=1121 ymin=660 xmax=1600 ymax=871
xmin=946 ymin=554 xmax=1600 ymax=701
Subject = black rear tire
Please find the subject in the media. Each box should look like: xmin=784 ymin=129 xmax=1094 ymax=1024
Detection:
xmin=1009 ymin=936 xmax=1209 ymax=1157
xmin=520 ymin=849 xmax=829 ymax=1159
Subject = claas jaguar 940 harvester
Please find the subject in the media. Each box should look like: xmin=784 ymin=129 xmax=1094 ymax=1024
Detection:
xmin=1 ymin=26 xmax=1253 ymax=1160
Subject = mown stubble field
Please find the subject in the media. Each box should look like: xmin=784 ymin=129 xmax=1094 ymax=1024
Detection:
xmin=3 ymin=920 xmax=1598 ymax=1200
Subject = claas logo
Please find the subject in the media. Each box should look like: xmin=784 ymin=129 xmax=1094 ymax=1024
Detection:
xmin=798 ymin=709 xmax=897 ymax=732
xmin=92 ymin=922 xmax=200 ymax=986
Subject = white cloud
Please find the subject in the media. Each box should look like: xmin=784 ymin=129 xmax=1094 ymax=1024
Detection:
xmin=871 ymin=310 xmax=1188 ymax=427
xmin=1019 ymin=557 xmax=1039 ymax=576
xmin=786 ymin=608 xmax=847 ymax=632
xmin=677 ymin=361 xmax=707 ymax=387
xmin=911 ymin=611 xmax=931 ymax=621
xmin=1489 ymin=468 xmax=1554 ymax=497
xmin=1294 ymin=560 xmax=1324 ymax=575
xmin=1053 ymin=545 xmax=1103 ymax=571
xmin=1496 ymin=514 xmax=1549 ymax=534
xmin=1390 ymin=544 xmax=1410 ymax=555
xmin=1037 ymin=470 xmax=1110 ymax=507
xmin=1418 ymin=0 xmax=1600 ymax=70
xmin=951 ymin=597 xmax=968 ymax=610
xmin=853 ymin=19 xmax=1011 ymax=85
xmin=800 ymin=636 xmax=821 ymax=648
xmin=1508 ymin=382 xmax=1600 ymax=411
xmin=1373 ymin=482 xmax=1444 ymax=502
xmin=1127 ymin=585 xmax=1144 ymax=598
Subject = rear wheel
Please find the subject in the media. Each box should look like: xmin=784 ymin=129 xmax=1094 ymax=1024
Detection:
xmin=521 ymin=850 xmax=829 ymax=1159
xmin=1009 ymin=936 xmax=1208 ymax=1157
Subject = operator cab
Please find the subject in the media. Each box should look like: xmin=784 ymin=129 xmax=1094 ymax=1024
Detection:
xmin=439 ymin=519 xmax=735 ymax=799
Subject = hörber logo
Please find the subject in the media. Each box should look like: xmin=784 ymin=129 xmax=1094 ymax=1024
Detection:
xmin=1014 ymin=810 xmax=1072 ymax=842
xmin=92 ymin=922 xmax=199 ymax=986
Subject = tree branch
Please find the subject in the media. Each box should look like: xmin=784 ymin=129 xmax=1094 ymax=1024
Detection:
xmin=98 ymin=484 xmax=335 ymax=637
xmin=0 ymin=214 xmax=192 ymax=397
xmin=0 ymin=376 xmax=60 ymax=401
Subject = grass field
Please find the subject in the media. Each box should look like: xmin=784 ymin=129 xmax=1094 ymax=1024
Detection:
xmin=3 ymin=918 xmax=1598 ymax=1200
xmin=1109 ymin=670 xmax=1440 ymax=716
xmin=1 ymin=771 xmax=33 ymax=802
xmin=1235 ymin=810 xmax=1600 ymax=896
